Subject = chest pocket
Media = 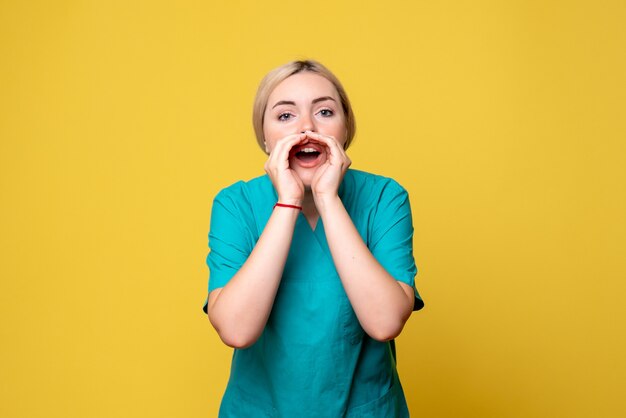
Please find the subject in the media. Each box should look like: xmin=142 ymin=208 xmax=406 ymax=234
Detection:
xmin=345 ymin=377 xmax=408 ymax=418
xmin=220 ymin=382 xmax=277 ymax=418
xmin=269 ymin=274 xmax=364 ymax=347
xmin=340 ymin=288 xmax=365 ymax=345
xmin=272 ymin=218 xmax=365 ymax=346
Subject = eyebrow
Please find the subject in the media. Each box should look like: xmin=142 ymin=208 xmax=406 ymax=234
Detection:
xmin=271 ymin=96 xmax=336 ymax=109
xmin=312 ymin=96 xmax=336 ymax=104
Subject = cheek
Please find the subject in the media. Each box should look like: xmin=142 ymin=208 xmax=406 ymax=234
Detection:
xmin=326 ymin=115 xmax=347 ymax=140
xmin=263 ymin=119 xmax=288 ymax=144
xmin=327 ymin=122 xmax=348 ymax=147
xmin=262 ymin=127 xmax=276 ymax=152
xmin=263 ymin=137 xmax=276 ymax=154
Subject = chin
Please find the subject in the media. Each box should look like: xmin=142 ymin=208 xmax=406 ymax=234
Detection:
xmin=298 ymin=174 xmax=314 ymax=191
xmin=290 ymin=164 xmax=317 ymax=190
xmin=295 ymin=167 xmax=317 ymax=189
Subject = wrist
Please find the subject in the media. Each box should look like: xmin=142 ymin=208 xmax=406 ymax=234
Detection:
xmin=274 ymin=202 xmax=303 ymax=211
xmin=313 ymin=194 xmax=342 ymax=216
xmin=276 ymin=197 xmax=303 ymax=207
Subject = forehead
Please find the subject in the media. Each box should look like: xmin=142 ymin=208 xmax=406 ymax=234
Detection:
xmin=268 ymin=72 xmax=340 ymax=103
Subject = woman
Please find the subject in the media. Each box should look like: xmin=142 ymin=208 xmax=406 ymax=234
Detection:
xmin=203 ymin=60 xmax=424 ymax=417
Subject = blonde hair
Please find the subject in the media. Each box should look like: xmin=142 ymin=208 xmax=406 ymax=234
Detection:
xmin=252 ymin=60 xmax=356 ymax=153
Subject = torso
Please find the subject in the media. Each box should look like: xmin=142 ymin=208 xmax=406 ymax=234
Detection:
xmin=209 ymin=169 xmax=420 ymax=417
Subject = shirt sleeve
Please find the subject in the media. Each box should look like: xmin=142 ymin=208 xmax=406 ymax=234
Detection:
xmin=369 ymin=181 xmax=424 ymax=311
xmin=202 ymin=187 xmax=256 ymax=313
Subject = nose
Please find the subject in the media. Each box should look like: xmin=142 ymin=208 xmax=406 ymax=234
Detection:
xmin=299 ymin=113 xmax=315 ymax=133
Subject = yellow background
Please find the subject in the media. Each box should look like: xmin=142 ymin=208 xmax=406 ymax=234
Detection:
xmin=1 ymin=1 xmax=624 ymax=417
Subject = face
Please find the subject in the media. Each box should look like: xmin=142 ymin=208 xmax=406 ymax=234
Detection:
xmin=263 ymin=72 xmax=347 ymax=187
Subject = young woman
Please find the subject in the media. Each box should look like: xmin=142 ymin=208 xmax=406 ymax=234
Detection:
xmin=203 ymin=60 xmax=424 ymax=417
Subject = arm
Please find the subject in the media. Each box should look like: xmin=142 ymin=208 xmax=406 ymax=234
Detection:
xmin=207 ymin=133 xmax=308 ymax=348
xmin=316 ymin=196 xmax=414 ymax=342
xmin=308 ymin=132 xmax=414 ymax=341
xmin=207 ymin=206 xmax=299 ymax=349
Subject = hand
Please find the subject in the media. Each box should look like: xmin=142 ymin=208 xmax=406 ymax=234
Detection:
xmin=307 ymin=132 xmax=351 ymax=203
xmin=264 ymin=133 xmax=308 ymax=205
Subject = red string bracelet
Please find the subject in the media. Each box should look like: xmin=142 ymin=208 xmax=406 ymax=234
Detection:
xmin=274 ymin=202 xmax=303 ymax=211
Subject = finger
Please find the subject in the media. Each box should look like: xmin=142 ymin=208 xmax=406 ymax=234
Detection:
xmin=303 ymin=132 xmax=342 ymax=154
xmin=272 ymin=133 xmax=306 ymax=159
xmin=268 ymin=133 xmax=307 ymax=170
xmin=304 ymin=132 xmax=348 ymax=165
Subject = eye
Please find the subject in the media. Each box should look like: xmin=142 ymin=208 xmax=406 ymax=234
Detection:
xmin=318 ymin=108 xmax=334 ymax=117
xmin=278 ymin=112 xmax=294 ymax=121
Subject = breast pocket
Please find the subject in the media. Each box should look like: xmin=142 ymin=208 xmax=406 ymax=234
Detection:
xmin=345 ymin=377 xmax=408 ymax=418
xmin=340 ymin=293 xmax=365 ymax=345
xmin=271 ymin=273 xmax=364 ymax=346
xmin=220 ymin=384 xmax=276 ymax=418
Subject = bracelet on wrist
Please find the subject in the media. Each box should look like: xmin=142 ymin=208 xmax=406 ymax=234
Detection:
xmin=274 ymin=202 xmax=303 ymax=211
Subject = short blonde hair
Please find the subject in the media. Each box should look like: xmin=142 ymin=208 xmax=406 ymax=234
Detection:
xmin=252 ymin=60 xmax=356 ymax=153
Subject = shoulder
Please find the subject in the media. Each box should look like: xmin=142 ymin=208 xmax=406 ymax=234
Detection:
xmin=342 ymin=169 xmax=409 ymax=206
xmin=213 ymin=174 xmax=274 ymax=208
xmin=210 ymin=175 xmax=275 ymax=238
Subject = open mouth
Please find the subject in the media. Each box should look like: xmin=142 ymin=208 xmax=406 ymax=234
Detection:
xmin=295 ymin=147 xmax=321 ymax=163
xmin=291 ymin=142 xmax=324 ymax=166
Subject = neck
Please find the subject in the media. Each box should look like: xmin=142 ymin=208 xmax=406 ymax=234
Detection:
xmin=301 ymin=191 xmax=319 ymax=229
xmin=301 ymin=191 xmax=316 ymax=214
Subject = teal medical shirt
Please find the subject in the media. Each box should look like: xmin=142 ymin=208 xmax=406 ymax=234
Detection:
xmin=204 ymin=169 xmax=424 ymax=417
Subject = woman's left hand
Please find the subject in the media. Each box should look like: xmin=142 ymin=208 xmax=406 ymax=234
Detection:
xmin=306 ymin=131 xmax=351 ymax=203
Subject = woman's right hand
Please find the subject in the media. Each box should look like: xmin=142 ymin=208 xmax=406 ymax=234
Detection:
xmin=264 ymin=133 xmax=307 ymax=205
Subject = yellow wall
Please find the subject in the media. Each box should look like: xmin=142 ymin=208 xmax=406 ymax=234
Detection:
xmin=1 ymin=1 xmax=624 ymax=417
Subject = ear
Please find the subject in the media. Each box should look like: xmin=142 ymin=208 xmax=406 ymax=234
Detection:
xmin=264 ymin=141 xmax=269 ymax=153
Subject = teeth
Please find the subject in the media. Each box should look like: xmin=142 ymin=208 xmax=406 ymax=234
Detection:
xmin=301 ymin=148 xmax=317 ymax=153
